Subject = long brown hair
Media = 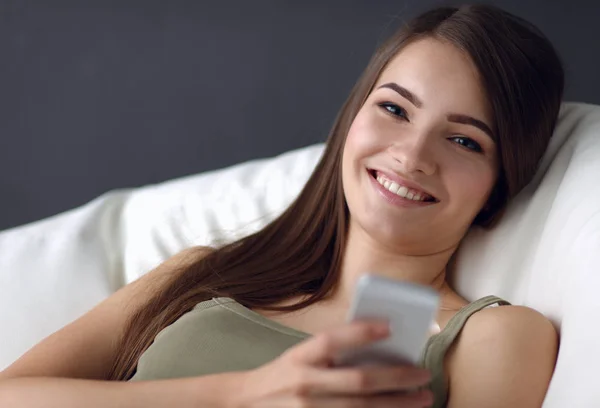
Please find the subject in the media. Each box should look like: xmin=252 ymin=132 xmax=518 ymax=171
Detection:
xmin=109 ymin=4 xmax=564 ymax=380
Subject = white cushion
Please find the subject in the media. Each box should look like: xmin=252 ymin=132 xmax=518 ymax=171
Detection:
xmin=0 ymin=102 xmax=598 ymax=407
xmin=0 ymin=144 xmax=323 ymax=370
xmin=450 ymin=102 xmax=600 ymax=407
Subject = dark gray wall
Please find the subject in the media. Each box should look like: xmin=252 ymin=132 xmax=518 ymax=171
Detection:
xmin=1 ymin=0 xmax=598 ymax=231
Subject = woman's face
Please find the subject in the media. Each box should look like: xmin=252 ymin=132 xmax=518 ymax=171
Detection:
xmin=342 ymin=37 xmax=499 ymax=253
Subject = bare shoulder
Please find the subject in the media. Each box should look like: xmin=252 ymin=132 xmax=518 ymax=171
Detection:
xmin=140 ymin=245 xmax=215 ymax=283
xmin=446 ymin=305 xmax=558 ymax=408
xmin=158 ymin=245 xmax=214 ymax=269
xmin=463 ymin=304 xmax=557 ymax=342
xmin=119 ymin=245 xmax=214 ymax=302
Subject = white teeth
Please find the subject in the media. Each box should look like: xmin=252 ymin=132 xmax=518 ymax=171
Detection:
xmin=374 ymin=173 xmax=431 ymax=202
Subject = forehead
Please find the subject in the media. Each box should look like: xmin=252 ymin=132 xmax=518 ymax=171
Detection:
xmin=374 ymin=37 xmax=493 ymax=124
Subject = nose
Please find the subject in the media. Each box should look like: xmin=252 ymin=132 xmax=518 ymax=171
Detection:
xmin=388 ymin=133 xmax=437 ymax=176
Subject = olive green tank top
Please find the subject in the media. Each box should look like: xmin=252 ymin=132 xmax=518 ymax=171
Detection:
xmin=130 ymin=295 xmax=510 ymax=407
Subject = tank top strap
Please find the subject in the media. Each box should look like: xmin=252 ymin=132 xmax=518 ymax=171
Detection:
xmin=421 ymin=295 xmax=511 ymax=408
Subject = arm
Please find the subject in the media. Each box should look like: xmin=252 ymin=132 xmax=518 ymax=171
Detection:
xmin=0 ymin=246 xmax=215 ymax=406
xmin=0 ymin=246 xmax=211 ymax=381
xmin=0 ymin=372 xmax=238 ymax=408
xmin=446 ymin=305 xmax=558 ymax=408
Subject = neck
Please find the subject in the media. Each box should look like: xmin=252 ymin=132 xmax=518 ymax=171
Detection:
xmin=330 ymin=221 xmax=459 ymax=309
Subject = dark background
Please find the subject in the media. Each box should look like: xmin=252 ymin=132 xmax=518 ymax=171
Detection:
xmin=0 ymin=0 xmax=598 ymax=231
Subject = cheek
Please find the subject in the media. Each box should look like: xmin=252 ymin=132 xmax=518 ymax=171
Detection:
xmin=342 ymin=112 xmax=375 ymax=196
xmin=344 ymin=109 xmax=385 ymax=159
xmin=345 ymin=113 xmax=367 ymax=154
xmin=450 ymin=164 xmax=497 ymax=207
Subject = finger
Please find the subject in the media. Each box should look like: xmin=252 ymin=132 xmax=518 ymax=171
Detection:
xmin=286 ymin=320 xmax=390 ymax=366
xmin=303 ymin=366 xmax=431 ymax=395
xmin=352 ymin=390 xmax=434 ymax=407
xmin=293 ymin=390 xmax=434 ymax=408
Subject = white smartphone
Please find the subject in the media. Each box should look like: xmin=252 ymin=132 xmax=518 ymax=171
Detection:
xmin=335 ymin=274 xmax=440 ymax=367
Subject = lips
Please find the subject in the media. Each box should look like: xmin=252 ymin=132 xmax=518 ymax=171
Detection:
xmin=367 ymin=169 xmax=438 ymax=202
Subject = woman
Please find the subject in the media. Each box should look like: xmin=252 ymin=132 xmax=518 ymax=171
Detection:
xmin=0 ymin=4 xmax=563 ymax=408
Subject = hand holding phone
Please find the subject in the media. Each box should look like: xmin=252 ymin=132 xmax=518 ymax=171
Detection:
xmin=335 ymin=274 xmax=440 ymax=367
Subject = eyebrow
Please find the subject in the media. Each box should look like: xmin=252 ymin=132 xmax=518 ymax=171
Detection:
xmin=447 ymin=114 xmax=495 ymax=141
xmin=377 ymin=82 xmax=495 ymax=141
xmin=378 ymin=82 xmax=423 ymax=108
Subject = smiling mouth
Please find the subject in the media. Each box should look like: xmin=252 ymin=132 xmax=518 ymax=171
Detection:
xmin=367 ymin=169 xmax=438 ymax=202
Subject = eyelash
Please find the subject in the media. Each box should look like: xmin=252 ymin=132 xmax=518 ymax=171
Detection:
xmin=379 ymin=102 xmax=409 ymax=121
xmin=377 ymin=102 xmax=484 ymax=153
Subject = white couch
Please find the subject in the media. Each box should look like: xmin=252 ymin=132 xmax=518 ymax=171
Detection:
xmin=1 ymin=102 xmax=599 ymax=407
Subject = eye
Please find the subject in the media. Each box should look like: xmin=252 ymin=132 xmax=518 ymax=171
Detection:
xmin=378 ymin=102 xmax=409 ymax=121
xmin=450 ymin=136 xmax=483 ymax=153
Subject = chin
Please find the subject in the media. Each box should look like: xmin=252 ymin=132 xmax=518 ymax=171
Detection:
xmin=360 ymin=216 xmax=424 ymax=248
